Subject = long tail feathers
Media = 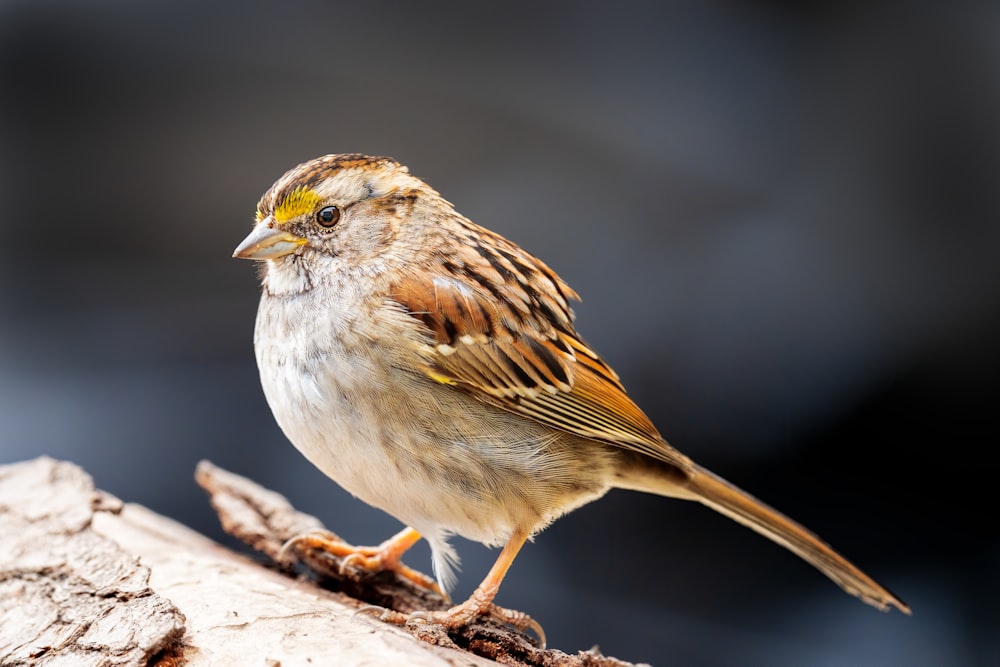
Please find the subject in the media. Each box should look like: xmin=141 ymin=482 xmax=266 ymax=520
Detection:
xmin=682 ymin=464 xmax=911 ymax=614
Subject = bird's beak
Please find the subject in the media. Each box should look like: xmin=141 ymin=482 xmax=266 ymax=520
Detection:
xmin=233 ymin=218 xmax=307 ymax=260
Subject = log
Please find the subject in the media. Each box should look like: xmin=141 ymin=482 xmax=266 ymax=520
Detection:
xmin=0 ymin=458 xmax=643 ymax=667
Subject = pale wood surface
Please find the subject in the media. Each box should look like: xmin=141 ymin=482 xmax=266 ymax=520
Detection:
xmin=0 ymin=458 xmax=642 ymax=667
xmin=0 ymin=457 xmax=184 ymax=666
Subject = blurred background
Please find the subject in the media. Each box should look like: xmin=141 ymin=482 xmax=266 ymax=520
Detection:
xmin=1 ymin=1 xmax=997 ymax=665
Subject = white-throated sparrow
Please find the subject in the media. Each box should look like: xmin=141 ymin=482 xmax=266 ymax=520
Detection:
xmin=234 ymin=154 xmax=909 ymax=636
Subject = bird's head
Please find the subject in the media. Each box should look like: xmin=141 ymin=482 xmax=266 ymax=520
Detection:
xmin=234 ymin=154 xmax=433 ymax=267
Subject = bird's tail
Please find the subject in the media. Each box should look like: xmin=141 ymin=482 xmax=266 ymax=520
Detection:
xmin=633 ymin=461 xmax=911 ymax=613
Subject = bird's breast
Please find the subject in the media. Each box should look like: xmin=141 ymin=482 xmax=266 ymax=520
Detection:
xmin=250 ymin=286 xmax=615 ymax=545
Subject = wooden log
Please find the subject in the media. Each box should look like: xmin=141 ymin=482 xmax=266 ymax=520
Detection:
xmin=0 ymin=458 xmax=642 ymax=667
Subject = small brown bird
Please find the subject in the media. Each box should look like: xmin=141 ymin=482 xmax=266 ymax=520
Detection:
xmin=234 ymin=154 xmax=909 ymax=635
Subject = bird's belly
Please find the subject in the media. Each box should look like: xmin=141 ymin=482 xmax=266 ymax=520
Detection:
xmin=255 ymin=335 xmax=612 ymax=546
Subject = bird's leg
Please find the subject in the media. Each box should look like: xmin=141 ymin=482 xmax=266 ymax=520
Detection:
xmin=281 ymin=526 xmax=444 ymax=597
xmin=372 ymin=527 xmax=545 ymax=645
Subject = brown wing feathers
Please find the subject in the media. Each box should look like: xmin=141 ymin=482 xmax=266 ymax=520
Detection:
xmin=390 ymin=218 xmax=675 ymax=459
xmin=391 ymin=241 xmax=577 ymax=398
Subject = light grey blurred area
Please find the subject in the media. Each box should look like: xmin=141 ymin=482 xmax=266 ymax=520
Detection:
xmin=1 ymin=2 xmax=998 ymax=665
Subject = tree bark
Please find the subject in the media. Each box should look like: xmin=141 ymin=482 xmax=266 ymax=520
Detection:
xmin=0 ymin=458 xmax=643 ymax=667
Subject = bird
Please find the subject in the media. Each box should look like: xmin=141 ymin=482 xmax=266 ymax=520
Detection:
xmin=233 ymin=153 xmax=909 ymax=637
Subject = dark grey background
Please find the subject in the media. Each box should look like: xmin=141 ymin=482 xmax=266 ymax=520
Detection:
xmin=1 ymin=2 xmax=997 ymax=665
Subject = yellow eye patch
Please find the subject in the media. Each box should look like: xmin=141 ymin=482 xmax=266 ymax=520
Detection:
xmin=273 ymin=187 xmax=322 ymax=224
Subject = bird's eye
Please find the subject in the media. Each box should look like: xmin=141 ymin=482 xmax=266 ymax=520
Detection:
xmin=316 ymin=206 xmax=340 ymax=227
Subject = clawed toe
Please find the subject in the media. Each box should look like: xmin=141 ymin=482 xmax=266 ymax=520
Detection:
xmin=373 ymin=602 xmax=545 ymax=648
xmin=278 ymin=529 xmax=341 ymax=564
xmin=280 ymin=527 xmax=446 ymax=598
xmin=482 ymin=603 xmax=546 ymax=647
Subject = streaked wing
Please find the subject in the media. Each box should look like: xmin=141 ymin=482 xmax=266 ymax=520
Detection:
xmin=390 ymin=219 xmax=691 ymax=469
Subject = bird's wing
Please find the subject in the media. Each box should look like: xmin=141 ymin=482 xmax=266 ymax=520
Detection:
xmin=389 ymin=221 xmax=691 ymax=470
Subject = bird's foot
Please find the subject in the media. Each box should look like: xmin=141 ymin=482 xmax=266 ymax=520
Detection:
xmin=280 ymin=527 xmax=446 ymax=599
xmin=360 ymin=594 xmax=546 ymax=648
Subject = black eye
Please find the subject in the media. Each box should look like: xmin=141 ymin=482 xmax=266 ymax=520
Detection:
xmin=316 ymin=205 xmax=340 ymax=227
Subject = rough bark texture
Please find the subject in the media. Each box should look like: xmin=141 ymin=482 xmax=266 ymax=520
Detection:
xmin=0 ymin=457 xmax=185 ymax=666
xmin=0 ymin=458 xmax=644 ymax=667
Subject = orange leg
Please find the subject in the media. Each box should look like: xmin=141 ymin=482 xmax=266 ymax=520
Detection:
xmin=370 ymin=527 xmax=545 ymax=646
xmin=281 ymin=527 xmax=444 ymax=597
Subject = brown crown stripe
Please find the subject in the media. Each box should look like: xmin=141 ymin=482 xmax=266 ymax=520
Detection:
xmin=263 ymin=154 xmax=399 ymax=215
